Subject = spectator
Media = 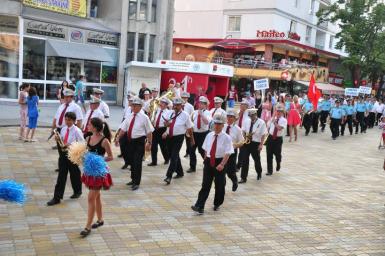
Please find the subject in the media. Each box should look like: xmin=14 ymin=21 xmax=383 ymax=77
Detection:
xmin=138 ymin=83 xmax=151 ymax=99
xmin=25 ymin=86 xmax=39 ymax=142
xmin=225 ymin=84 xmax=238 ymax=108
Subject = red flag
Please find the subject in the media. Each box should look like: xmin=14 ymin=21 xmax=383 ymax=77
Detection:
xmin=307 ymin=74 xmax=322 ymax=109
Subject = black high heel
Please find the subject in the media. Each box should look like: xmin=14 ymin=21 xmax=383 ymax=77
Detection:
xmin=80 ymin=228 xmax=91 ymax=237
xmin=91 ymin=220 xmax=104 ymax=229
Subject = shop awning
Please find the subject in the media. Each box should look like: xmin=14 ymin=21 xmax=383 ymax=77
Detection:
xmin=296 ymin=80 xmax=345 ymax=95
xmin=46 ymin=40 xmax=114 ymax=62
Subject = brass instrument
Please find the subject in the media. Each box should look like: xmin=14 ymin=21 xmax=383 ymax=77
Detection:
xmin=113 ymin=129 xmax=121 ymax=142
xmin=148 ymin=90 xmax=175 ymax=123
xmin=49 ymin=129 xmax=67 ymax=152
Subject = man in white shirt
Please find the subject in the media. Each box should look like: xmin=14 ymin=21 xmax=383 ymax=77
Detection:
xmin=191 ymin=114 xmax=233 ymax=214
xmin=265 ymin=105 xmax=288 ymax=175
xmin=223 ymin=109 xmax=243 ymax=192
xmin=239 ymin=108 xmax=267 ymax=183
xmin=210 ymin=97 xmax=227 ymax=118
xmin=188 ymin=96 xmax=212 ymax=173
xmin=236 ymin=100 xmax=250 ymax=170
xmin=116 ymin=97 xmax=154 ymax=190
xmin=162 ymin=97 xmax=194 ymax=185
xmin=148 ymin=98 xmax=171 ymax=166
xmin=142 ymin=91 xmax=152 ymax=114
xmin=82 ymin=95 xmax=105 ymax=138
xmin=47 ymin=111 xmax=85 ymax=206
xmin=181 ymin=92 xmax=194 ymax=158
xmin=376 ymin=99 xmax=384 ymax=125
xmin=93 ymin=88 xmax=110 ymax=119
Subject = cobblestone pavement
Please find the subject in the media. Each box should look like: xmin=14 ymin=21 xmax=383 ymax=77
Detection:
xmin=0 ymin=126 xmax=384 ymax=256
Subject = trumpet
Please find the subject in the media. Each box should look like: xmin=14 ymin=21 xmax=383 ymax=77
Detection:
xmin=49 ymin=129 xmax=67 ymax=151
xmin=149 ymin=90 xmax=175 ymax=123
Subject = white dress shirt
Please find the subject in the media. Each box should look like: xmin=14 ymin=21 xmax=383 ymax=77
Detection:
xmin=83 ymin=108 xmax=105 ymax=131
xmin=98 ymin=101 xmax=110 ymax=118
xmin=268 ymin=116 xmax=288 ymax=137
xmin=210 ymin=107 xmax=226 ymax=117
xmin=376 ymin=103 xmax=384 ymax=114
xmin=237 ymin=110 xmax=250 ymax=129
xmin=202 ymin=131 xmax=234 ymax=158
xmin=60 ymin=125 xmax=85 ymax=145
xmin=242 ymin=118 xmax=267 ymax=142
xmin=123 ymin=106 xmax=145 ymax=120
xmin=120 ymin=111 xmax=154 ymax=138
xmin=223 ymin=123 xmax=244 ymax=145
xmin=55 ymin=101 xmax=83 ymax=128
xmin=153 ymin=108 xmax=171 ymax=128
xmin=166 ymin=110 xmax=193 ymax=136
xmin=183 ymin=102 xmax=194 ymax=115
xmin=192 ymin=109 xmax=211 ymax=132
xmin=143 ymin=99 xmax=152 ymax=113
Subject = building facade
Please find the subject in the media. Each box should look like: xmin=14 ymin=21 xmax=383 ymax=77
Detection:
xmin=0 ymin=0 xmax=174 ymax=104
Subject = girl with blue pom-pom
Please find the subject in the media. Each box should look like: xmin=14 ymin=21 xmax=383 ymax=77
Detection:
xmin=80 ymin=117 xmax=113 ymax=237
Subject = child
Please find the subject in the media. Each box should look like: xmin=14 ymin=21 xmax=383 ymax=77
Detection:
xmin=379 ymin=116 xmax=385 ymax=148
xmin=25 ymin=87 xmax=39 ymax=142
xmin=47 ymin=112 xmax=84 ymax=206
xmin=18 ymin=83 xmax=30 ymax=140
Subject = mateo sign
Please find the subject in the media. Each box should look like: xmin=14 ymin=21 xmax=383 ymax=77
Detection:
xmin=256 ymin=30 xmax=301 ymax=41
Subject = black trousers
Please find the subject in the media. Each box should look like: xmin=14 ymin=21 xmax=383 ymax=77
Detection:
xmin=303 ymin=113 xmax=313 ymax=135
xmin=265 ymin=136 xmax=283 ymax=174
xmin=185 ymin=134 xmax=192 ymax=156
xmin=355 ymin=112 xmax=366 ymax=133
xmin=151 ymin=127 xmax=169 ymax=164
xmin=320 ymin=111 xmax=329 ymax=131
xmin=376 ymin=113 xmax=382 ymax=125
xmin=341 ymin=115 xmax=353 ymax=135
xmin=330 ymin=118 xmax=341 ymax=138
xmin=368 ymin=112 xmax=376 ymax=128
xmin=241 ymin=141 xmax=262 ymax=180
xmin=190 ymin=131 xmax=208 ymax=169
xmin=224 ymin=150 xmax=238 ymax=185
xmin=53 ymin=151 xmax=82 ymax=200
xmin=312 ymin=112 xmax=319 ymax=132
xmin=195 ymin=158 xmax=226 ymax=209
xmin=123 ymin=136 xmax=145 ymax=185
xmin=166 ymin=135 xmax=185 ymax=179
xmin=55 ymin=127 xmax=62 ymax=169
xmin=120 ymin=134 xmax=130 ymax=165
xmin=236 ymin=146 xmax=246 ymax=169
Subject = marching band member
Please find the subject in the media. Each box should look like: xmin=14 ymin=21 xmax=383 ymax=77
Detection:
xmin=188 ymin=96 xmax=211 ymax=173
xmin=223 ymin=109 xmax=243 ymax=192
xmin=302 ymin=99 xmax=314 ymax=136
xmin=341 ymin=99 xmax=355 ymax=136
xmin=239 ymin=109 xmax=267 ymax=183
xmin=117 ymin=95 xmax=134 ymax=160
xmin=142 ymin=91 xmax=152 ymax=114
xmin=236 ymin=100 xmax=250 ymax=170
xmin=329 ymin=99 xmax=344 ymax=140
xmin=93 ymin=88 xmax=110 ymax=119
xmin=162 ymin=98 xmax=194 ymax=185
xmin=265 ymin=105 xmax=287 ymax=175
xmin=191 ymin=114 xmax=233 ymax=214
xmin=148 ymin=98 xmax=171 ymax=166
xmin=181 ymin=92 xmax=194 ymax=158
xmin=210 ymin=97 xmax=226 ymax=117
xmin=319 ymin=94 xmax=331 ymax=132
xmin=116 ymin=97 xmax=154 ymax=191
xmin=82 ymin=96 xmax=105 ymax=138
xmin=151 ymin=87 xmax=159 ymax=99
xmin=47 ymin=112 xmax=84 ymax=206
xmin=355 ymin=97 xmax=368 ymax=134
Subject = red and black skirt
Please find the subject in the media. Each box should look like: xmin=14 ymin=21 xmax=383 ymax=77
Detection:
xmin=81 ymin=173 xmax=113 ymax=190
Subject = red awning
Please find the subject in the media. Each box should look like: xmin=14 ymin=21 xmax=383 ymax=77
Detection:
xmin=211 ymin=39 xmax=255 ymax=53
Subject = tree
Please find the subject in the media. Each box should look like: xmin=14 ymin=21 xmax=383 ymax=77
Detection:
xmin=317 ymin=0 xmax=385 ymax=87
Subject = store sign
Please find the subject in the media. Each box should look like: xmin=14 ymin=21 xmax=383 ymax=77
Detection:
xmin=256 ymin=30 xmax=301 ymax=41
xmin=254 ymin=78 xmax=269 ymax=91
xmin=345 ymin=88 xmax=359 ymax=97
xmin=359 ymin=86 xmax=372 ymax=95
xmin=24 ymin=20 xmax=67 ymax=40
xmin=328 ymin=75 xmax=344 ymax=86
xmin=70 ymin=29 xmax=84 ymax=43
xmin=159 ymin=60 xmax=234 ymax=77
xmin=23 ymin=0 xmax=87 ymax=18
xmin=86 ymin=31 xmax=119 ymax=47
xmin=0 ymin=15 xmax=18 ymax=33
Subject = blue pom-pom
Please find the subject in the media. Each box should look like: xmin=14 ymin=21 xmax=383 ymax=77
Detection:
xmin=0 ymin=180 xmax=27 ymax=205
xmin=83 ymin=152 xmax=108 ymax=177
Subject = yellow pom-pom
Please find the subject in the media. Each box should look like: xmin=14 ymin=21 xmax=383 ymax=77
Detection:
xmin=68 ymin=142 xmax=87 ymax=166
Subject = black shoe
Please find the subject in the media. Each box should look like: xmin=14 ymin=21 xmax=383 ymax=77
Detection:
xmin=121 ymin=164 xmax=129 ymax=170
xmin=238 ymin=179 xmax=247 ymax=184
xmin=186 ymin=168 xmax=196 ymax=173
xmin=91 ymin=220 xmax=104 ymax=229
xmin=332 ymin=137 xmax=336 ymax=140
xmin=126 ymin=181 xmax=134 ymax=186
xmin=213 ymin=205 xmax=220 ymax=211
xmin=52 ymin=145 xmax=58 ymax=150
xmin=164 ymin=177 xmax=171 ymax=185
xmin=232 ymin=182 xmax=238 ymax=192
xmin=276 ymin=164 xmax=281 ymax=172
xmin=80 ymin=228 xmax=91 ymax=237
xmin=257 ymin=174 xmax=262 ymax=180
xmin=131 ymin=184 xmax=139 ymax=191
xmin=55 ymin=168 xmax=59 ymax=172
xmin=164 ymin=160 xmax=169 ymax=165
xmin=70 ymin=193 xmax=82 ymax=199
xmin=341 ymin=134 xmax=344 ymax=136
xmin=235 ymin=168 xmax=240 ymax=172
xmin=311 ymin=131 xmax=317 ymax=133
xmin=191 ymin=205 xmax=204 ymax=214
xmin=117 ymin=154 xmax=123 ymax=158
xmin=174 ymin=174 xmax=184 ymax=179
xmin=147 ymin=163 xmax=157 ymax=166
xmin=47 ymin=198 xmax=60 ymax=206
xmin=184 ymin=154 xmax=189 ymax=158
xmin=266 ymin=173 xmax=273 ymax=176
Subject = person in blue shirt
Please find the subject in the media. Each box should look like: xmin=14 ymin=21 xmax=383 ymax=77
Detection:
xmin=302 ymin=100 xmax=314 ymax=136
xmin=340 ymin=99 xmax=355 ymax=136
xmin=329 ymin=99 xmax=344 ymax=140
xmin=354 ymin=97 xmax=367 ymax=134
xmin=25 ymin=86 xmax=39 ymax=142
xmin=319 ymin=95 xmax=332 ymax=132
xmin=75 ymin=74 xmax=87 ymax=113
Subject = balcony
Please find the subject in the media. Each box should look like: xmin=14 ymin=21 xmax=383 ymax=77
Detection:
xmin=318 ymin=20 xmax=328 ymax=30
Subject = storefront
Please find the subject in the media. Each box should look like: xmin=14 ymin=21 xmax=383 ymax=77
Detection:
xmin=0 ymin=11 xmax=120 ymax=102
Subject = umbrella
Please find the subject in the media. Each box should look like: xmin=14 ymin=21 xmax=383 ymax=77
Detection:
xmin=211 ymin=39 xmax=255 ymax=53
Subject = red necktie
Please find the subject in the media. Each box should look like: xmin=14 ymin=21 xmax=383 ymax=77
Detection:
xmin=84 ymin=110 xmax=93 ymax=133
xmin=63 ymin=127 xmax=70 ymax=145
xmin=127 ymin=114 xmax=136 ymax=140
xmin=226 ymin=125 xmax=231 ymax=134
xmin=238 ymin=112 xmax=243 ymax=128
xmin=169 ymin=112 xmax=177 ymax=137
xmin=155 ymin=110 xmax=163 ymax=128
xmin=58 ymin=104 xmax=69 ymax=126
xmin=272 ymin=118 xmax=278 ymax=140
xmin=212 ymin=108 xmax=217 ymax=117
xmin=210 ymin=135 xmax=218 ymax=167
xmin=197 ymin=112 xmax=201 ymax=129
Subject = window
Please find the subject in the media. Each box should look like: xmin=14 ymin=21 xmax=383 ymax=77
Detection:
xmin=305 ymin=26 xmax=312 ymax=43
xmin=148 ymin=35 xmax=156 ymax=63
xmin=30 ymin=83 xmax=44 ymax=99
xmin=228 ymin=16 xmax=241 ymax=32
xmin=129 ymin=0 xmax=137 ymax=20
xmin=46 ymin=57 xmax=66 ymax=81
xmin=90 ymin=0 xmax=98 ymax=18
xmin=290 ymin=20 xmax=297 ymax=33
xmin=84 ymin=61 xmax=101 ymax=83
xmin=151 ymin=0 xmax=157 ymax=22
xmin=294 ymin=0 xmax=299 ymax=7
xmin=137 ymin=33 xmax=146 ymax=62
xmin=102 ymin=48 xmax=118 ymax=84
xmin=329 ymin=35 xmax=334 ymax=49
xmin=23 ymin=37 xmax=45 ymax=80
xmin=46 ymin=84 xmax=61 ymax=100
xmin=310 ymin=0 xmax=315 ymax=14
xmin=0 ymin=34 xmax=19 ymax=78
xmin=99 ymin=86 xmax=116 ymax=101
xmin=0 ymin=81 xmax=18 ymax=99
xmin=126 ymin=32 xmax=135 ymax=62
xmin=139 ymin=0 xmax=148 ymax=20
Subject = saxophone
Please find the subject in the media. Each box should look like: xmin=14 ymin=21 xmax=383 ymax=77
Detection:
xmin=148 ymin=90 xmax=175 ymax=123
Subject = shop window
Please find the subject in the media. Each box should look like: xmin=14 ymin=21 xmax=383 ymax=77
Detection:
xmin=148 ymin=35 xmax=156 ymax=63
xmin=90 ymin=0 xmax=98 ymax=18
xmin=30 ymin=83 xmax=44 ymax=99
xmin=129 ymin=0 xmax=138 ymax=20
xmin=139 ymin=0 xmax=148 ymax=20
xmin=305 ymin=26 xmax=312 ymax=43
xmin=102 ymin=66 xmax=117 ymax=84
xmin=46 ymin=84 xmax=61 ymax=100
xmin=151 ymin=0 xmax=157 ymax=22
xmin=46 ymin=57 xmax=66 ymax=81
xmin=137 ymin=33 xmax=146 ymax=62
xmin=23 ymin=37 xmax=45 ymax=80
xmin=0 ymin=34 xmax=19 ymax=78
xmin=0 ymin=81 xmax=18 ymax=99
xmin=127 ymin=32 xmax=135 ymax=62
xmin=100 ymin=86 xmax=117 ymax=101
xmin=228 ymin=16 xmax=241 ymax=32
xmin=84 ymin=61 xmax=101 ymax=83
